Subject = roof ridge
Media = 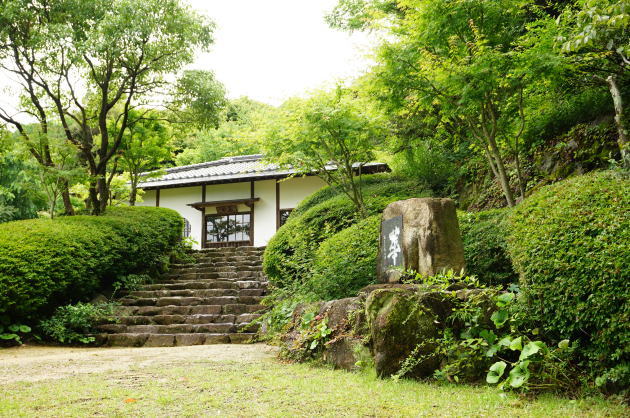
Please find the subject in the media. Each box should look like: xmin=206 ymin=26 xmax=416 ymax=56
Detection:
xmin=142 ymin=154 xmax=265 ymax=177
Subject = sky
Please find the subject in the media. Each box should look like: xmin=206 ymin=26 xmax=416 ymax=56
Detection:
xmin=0 ymin=0 xmax=375 ymax=118
xmin=188 ymin=0 xmax=375 ymax=105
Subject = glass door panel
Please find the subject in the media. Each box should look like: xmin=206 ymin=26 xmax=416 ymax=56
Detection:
xmin=205 ymin=212 xmax=252 ymax=246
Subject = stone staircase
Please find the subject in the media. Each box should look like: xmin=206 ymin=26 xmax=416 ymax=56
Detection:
xmin=97 ymin=246 xmax=267 ymax=347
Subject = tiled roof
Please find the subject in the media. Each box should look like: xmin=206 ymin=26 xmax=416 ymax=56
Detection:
xmin=137 ymin=154 xmax=389 ymax=189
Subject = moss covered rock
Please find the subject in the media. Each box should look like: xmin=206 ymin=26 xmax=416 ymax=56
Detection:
xmin=366 ymin=287 xmax=446 ymax=378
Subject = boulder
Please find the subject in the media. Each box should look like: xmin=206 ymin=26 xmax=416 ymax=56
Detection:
xmin=366 ymin=286 xmax=452 ymax=378
xmin=322 ymin=336 xmax=370 ymax=371
xmin=377 ymin=198 xmax=465 ymax=283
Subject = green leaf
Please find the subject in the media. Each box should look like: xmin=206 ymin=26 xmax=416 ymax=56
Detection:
xmin=491 ymin=310 xmax=509 ymax=328
xmin=486 ymin=361 xmax=507 ymax=384
xmin=479 ymin=329 xmax=497 ymax=345
xmin=496 ymin=292 xmax=515 ymax=307
xmin=508 ymin=361 xmax=530 ymax=388
xmin=486 ymin=344 xmax=500 ymax=357
xmin=309 ymin=340 xmax=318 ymax=350
xmin=18 ymin=325 xmax=31 ymax=333
xmin=0 ymin=333 xmax=18 ymax=340
xmin=558 ymin=339 xmax=570 ymax=350
xmin=498 ymin=336 xmax=512 ymax=347
xmin=519 ymin=341 xmax=545 ymax=361
xmin=509 ymin=336 xmax=523 ymax=351
xmin=8 ymin=324 xmax=19 ymax=332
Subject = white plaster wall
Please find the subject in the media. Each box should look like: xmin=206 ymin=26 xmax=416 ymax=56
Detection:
xmin=137 ymin=189 xmax=157 ymax=207
xmin=279 ymin=176 xmax=327 ymax=210
xmin=253 ymin=179 xmax=277 ymax=247
xmin=205 ymin=182 xmax=250 ymax=201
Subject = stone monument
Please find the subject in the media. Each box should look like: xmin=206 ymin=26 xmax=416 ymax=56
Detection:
xmin=377 ymin=198 xmax=465 ymax=283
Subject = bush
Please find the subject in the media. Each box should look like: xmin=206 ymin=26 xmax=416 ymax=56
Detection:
xmin=507 ymin=170 xmax=630 ymax=389
xmin=263 ymin=174 xmax=430 ymax=289
xmin=0 ymin=206 xmax=182 ymax=324
xmin=309 ymin=215 xmax=381 ymax=300
xmin=458 ymin=209 xmax=518 ymax=287
xmin=40 ymin=302 xmax=117 ymax=344
xmin=390 ymin=140 xmax=459 ymax=196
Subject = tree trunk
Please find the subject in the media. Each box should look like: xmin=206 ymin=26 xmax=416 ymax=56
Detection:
xmin=486 ymin=136 xmax=515 ymax=207
xmin=606 ymin=75 xmax=629 ymax=169
xmin=129 ymin=182 xmax=137 ymax=206
xmin=88 ymin=182 xmax=101 ymax=215
xmin=513 ymin=150 xmax=526 ymax=201
xmin=60 ymin=180 xmax=75 ymax=216
xmin=98 ymin=176 xmax=109 ymax=214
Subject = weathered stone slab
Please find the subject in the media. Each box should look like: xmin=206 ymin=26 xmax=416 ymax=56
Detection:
xmin=107 ymin=333 xmax=149 ymax=347
xmin=175 ymin=334 xmax=206 ymax=346
xmin=189 ymin=305 xmax=222 ymax=315
xmin=377 ymin=198 xmax=465 ymax=283
xmin=229 ymin=333 xmax=254 ymax=344
xmin=203 ymin=334 xmax=231 ymax=344
xmin=144 ymin=334 xmax=175 ymax=347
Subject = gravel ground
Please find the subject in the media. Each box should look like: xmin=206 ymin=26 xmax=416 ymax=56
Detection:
xmin=0 ymin=343 xmax=278 ymax=384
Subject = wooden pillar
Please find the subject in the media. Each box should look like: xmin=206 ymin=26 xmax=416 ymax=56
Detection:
xmin=155 ymin=189 xmax=160 ymax=207
xmin=201 ymin=185 xmax=207 ymax=249
xmin=250 ymin=181 xmax=255 ymax=246
xmin=276 ymin=180 xmax=280 ymax=230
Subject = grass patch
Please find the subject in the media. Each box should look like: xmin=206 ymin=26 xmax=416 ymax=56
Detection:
xmin=0 ymin=356 xmax=626 ymax=417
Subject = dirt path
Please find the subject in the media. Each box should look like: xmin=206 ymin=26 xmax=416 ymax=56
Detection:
xmin=0 ymin=343 xmax=278 ymax=384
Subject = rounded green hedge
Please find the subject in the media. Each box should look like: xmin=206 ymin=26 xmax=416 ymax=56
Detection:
xmin=263 ymin=174 xmax=430 ymax=290
xmin=507 ymin=170 xmax=629 ymax=386
xmin=309 ymin=215 xmax=381 ymax=300
xmin=0 ymin=206 xmax=182 ymax=323
xmin=458 ymin=209 xmax=517 ymax=287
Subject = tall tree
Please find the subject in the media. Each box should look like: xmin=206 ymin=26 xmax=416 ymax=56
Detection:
xmin=116 ymin=110 xmax=173 ymax=206
xmin=328 ymin=0 xmax=560 ymax=206
xmin=264 ymin=87 xmax=386 ymax=217
xmin=560 ymin=0 xmax=630 ymax=168
xmin=175 ymin=97 xmax=277 ymax=166
xmin=0 ymin=0 xmax=214 ymax=214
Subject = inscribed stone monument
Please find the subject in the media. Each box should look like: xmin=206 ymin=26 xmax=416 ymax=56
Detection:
xmin=377 ymin=198 xmax=465 ymax=283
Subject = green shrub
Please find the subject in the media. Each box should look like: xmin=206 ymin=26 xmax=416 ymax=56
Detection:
xmin=390 ymin=140 xmax=459 ymax=196
xmin=309 ymin=215 xmax=381 ymax=300
xmin=40 ymin=302 xmax=118 ymax=345
xmin=263 ymin=174 xmax=430 ymax=289
xmin=0 ymin=206 xmax=182 ymax=324
xmin=458 ymin=209 xmax=518 ymax=287
xmin=507 ymin=170 xmax=630 ymax=389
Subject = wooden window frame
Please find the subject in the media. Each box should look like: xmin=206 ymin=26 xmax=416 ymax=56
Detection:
xmin=204 ymin=210 xmax=253 ymax=248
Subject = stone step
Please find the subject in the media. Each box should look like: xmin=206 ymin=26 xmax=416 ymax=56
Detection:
xmin=169 ymin=264 xmax=263 ymax=274
xmin=101 ymin=332 xmax=256 ymax=347
xmin=99 ymin=323 xmax=237 ymax=334
xmin=118 ymin=303 xmax=266 ymax=317
xmin=141 ymin=281 xmax=240 ymax=291
xmin=145 ymin=280 xmax=267 ymax=291
xmin=100 ymin=246 xmax=266 ymax=346
xmin=119 ymin=296 xmax=245 ymax=307
xmin=171 ymin=260 xmax=263 ymax=269
xmin=128 ymin=289 xmax=240 ymax=298
xmin=165 ymin=271 xmax=265 ymax=280
xmin=117 ymin=313 xmax=262 ymax=326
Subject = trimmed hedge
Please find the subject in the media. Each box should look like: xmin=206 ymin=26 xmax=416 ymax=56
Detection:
xmin=507 ymin=170 xmax=629 ymax=387
xmin=458 ymin=209 xmax=517 ymax=287
xmin=263 ymin=174 xmax=431 ymax=291
xmin=309 ymin=215 xmax=381 ymax=300
xmin=0 ymin=207 xmax=182 ymax=323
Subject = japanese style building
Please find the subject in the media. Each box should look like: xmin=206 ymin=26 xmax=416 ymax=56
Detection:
xmin=136 ymin=154 xmax=389 ymax=249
